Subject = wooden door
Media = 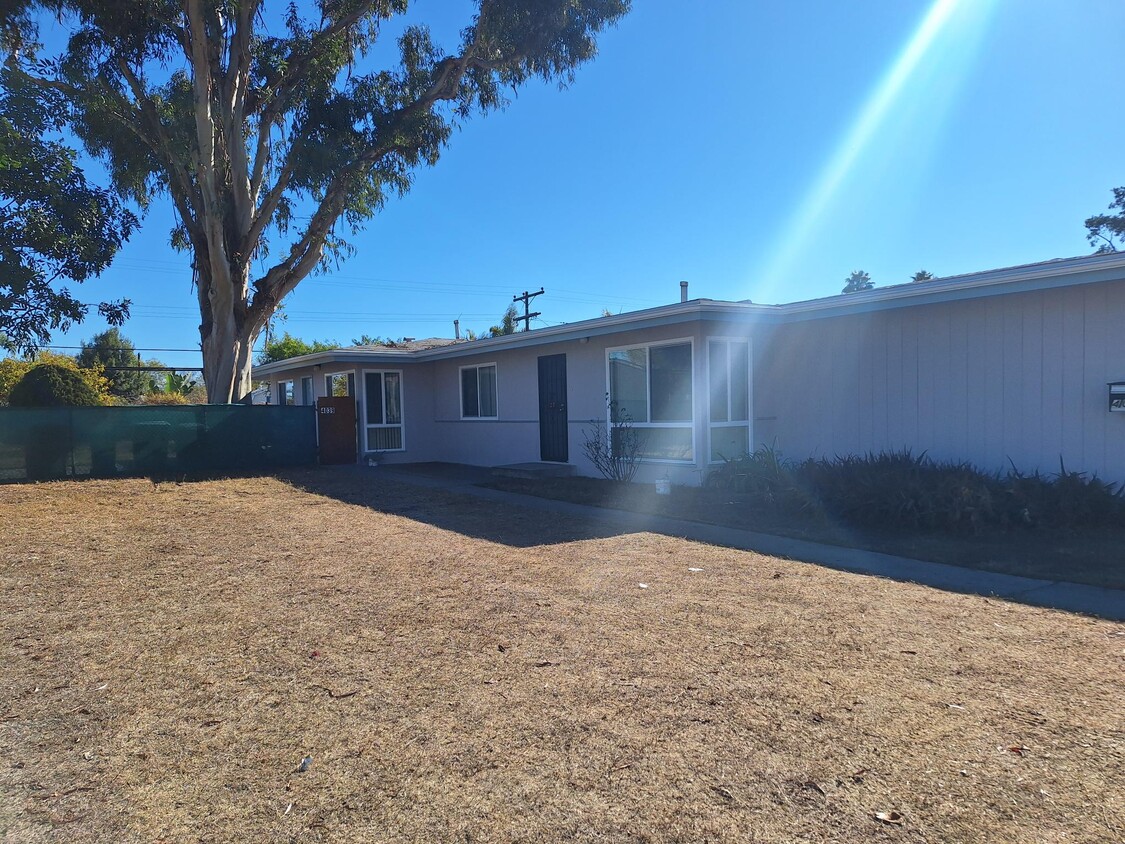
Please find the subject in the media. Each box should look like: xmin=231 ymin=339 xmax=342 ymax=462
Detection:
xmin=538 ymin=354 xmax=568 ymax=462
xmin=316 ymin=396 xmax=357 ymax=464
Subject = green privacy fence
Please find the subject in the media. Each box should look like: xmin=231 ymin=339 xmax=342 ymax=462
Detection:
xmin=0 ymin=405 xmax=317 ymax=482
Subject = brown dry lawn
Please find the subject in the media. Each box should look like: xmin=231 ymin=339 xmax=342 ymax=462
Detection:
xmin=1 ymin=469 xmax=1122 ymax=843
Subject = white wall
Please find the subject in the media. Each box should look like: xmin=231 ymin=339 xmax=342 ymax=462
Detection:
xmin=751 ymin=280 xmax=1125 ymax=482
xmin=426 ymin=323 xmax=712 ymax=485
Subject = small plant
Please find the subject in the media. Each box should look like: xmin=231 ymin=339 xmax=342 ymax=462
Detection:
xmin=583 ymin=395 xmax=643 ymax=483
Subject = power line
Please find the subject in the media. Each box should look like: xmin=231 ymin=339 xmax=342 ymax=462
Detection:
xmin=42 ymin=345 xmax=202 ymax=353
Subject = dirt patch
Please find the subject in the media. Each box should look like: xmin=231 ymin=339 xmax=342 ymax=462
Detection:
xmin=1 ymin=469 xmax=1122 ymax=842
xmin=487 ymin=475 xmax=1125 ymax=589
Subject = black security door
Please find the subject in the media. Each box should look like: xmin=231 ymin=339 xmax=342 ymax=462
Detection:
xmin=538 ymin=354 xmax=568 ymax=462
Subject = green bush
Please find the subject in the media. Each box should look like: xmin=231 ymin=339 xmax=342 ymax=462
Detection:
xmin=706 ymin=447 xmax=1125 ymax=533
xmin=9 ymin=363 xmax=103 ymax=407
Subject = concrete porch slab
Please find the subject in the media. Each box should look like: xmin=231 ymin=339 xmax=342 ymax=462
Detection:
xmin=491 ymin=462 xmax=577 ymax=480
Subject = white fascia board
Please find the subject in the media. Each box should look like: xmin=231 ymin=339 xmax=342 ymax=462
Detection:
xmin=252 ymin=348 xmax=416 ymax=377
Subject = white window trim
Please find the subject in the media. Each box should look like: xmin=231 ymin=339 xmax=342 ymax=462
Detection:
xmin=324 ymin=370 xmax=354 ymax=398
xmin=706 ymin=336 xmax=754 ymax=464
xmin=276 ymin=379 xmax=295 ymax=406
xmin=604 ymin=336 xmax=696 ymax=464
xmin=459 ymin=362 xmax=499 ymax=421
xmin=362 ymin=368 xmax=406 ymax=453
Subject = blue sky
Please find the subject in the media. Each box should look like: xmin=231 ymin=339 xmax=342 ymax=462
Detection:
xmin=45 ymin=0 xmax=1125 ymax=368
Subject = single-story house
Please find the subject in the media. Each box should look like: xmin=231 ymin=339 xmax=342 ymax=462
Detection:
xmin=253 ymin=252 xmax=1125 ymax=485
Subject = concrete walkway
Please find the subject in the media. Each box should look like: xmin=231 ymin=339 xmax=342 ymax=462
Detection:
xmin=376 ymin=464 xmax=1125 ymax=622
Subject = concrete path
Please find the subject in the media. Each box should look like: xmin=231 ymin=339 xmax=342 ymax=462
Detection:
xmin=372 ymin=464 xmax=1125 ymax=622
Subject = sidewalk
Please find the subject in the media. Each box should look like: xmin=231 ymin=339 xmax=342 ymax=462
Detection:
xmin=377 ymin=464 xmax=1125 ymax=622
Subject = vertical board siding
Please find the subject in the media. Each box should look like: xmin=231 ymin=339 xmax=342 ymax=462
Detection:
xmin=756 ymin=281 xmax=1125 ymax=481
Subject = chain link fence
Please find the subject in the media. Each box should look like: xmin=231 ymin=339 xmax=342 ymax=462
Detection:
xmin=0 ymin=405 xmax=317 ymax=482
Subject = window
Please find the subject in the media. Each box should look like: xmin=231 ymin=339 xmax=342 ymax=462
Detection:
xmin=607 ymin=340 xmax=693 ymax=460
xmin=301 ymin=376 xmax=314 ymax=406
xmin=708 ymin=339 xmax=751 ymax=461
xmin=277 ymin=380 xmax=295 ymax=406
xmin=460 ymin=364 xmax=497 ymax=419
xmin=325 ymin=372 xmax=354 ymax=397
xmin=364 ymin=370 xmax=404 ymax=451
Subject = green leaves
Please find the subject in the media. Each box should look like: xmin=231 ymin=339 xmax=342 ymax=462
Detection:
xmin=258 ymin=332 xmax=340 ymax=364
xmin=1085 ymin=187 xmax=1125 ymax=253
xmin=0 ymin=70 xmax=136 ymax=355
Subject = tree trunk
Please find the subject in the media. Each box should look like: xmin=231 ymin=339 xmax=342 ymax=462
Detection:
xmin=201 ymin=308 xmax=258 ymax=404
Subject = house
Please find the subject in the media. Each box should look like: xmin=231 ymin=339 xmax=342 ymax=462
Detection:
xmin=253 ymin=252 xmax=1125 ymax=484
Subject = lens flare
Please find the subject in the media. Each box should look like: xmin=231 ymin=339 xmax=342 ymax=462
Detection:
xmin=754 ymin=0 xmax=996 ymax=299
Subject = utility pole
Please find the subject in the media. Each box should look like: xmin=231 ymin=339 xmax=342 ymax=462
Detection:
xmin=512 ymin=288 xmax=544 ymax=332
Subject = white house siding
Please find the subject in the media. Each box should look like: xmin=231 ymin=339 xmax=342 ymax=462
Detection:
xmin=426 ymin=323 xmax=714 ymax=485
xmin=750 ymin=280 xmax=1125 ymax=482
xmin=269 ymin=362 xmax=441 ymax=464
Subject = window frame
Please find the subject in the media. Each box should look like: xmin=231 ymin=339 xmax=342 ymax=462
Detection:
xmin=324 ymin=370 xmax=355 ymax=398
xmin=459 ymin=362 xmax=499 ymax=420
xmin=362 ymin=368 xmax=406 ymax=453
xmin=276 ymin=379 xmax=295 ymax=406
xmin=706 ymin=336 xmax=753 ymax=464
xmin=300 ymin=376 xmax=314 ymax=406
xmin=604 ymin=337 xmax=696 ymax=464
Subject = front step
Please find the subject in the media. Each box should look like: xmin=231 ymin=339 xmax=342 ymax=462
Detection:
xmin=491 ymin=462 xmax=577 ymax=480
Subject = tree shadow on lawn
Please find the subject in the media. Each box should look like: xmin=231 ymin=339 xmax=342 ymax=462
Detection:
xmin=276 ymin=464 xmax=633 ymax=549
xmin=273 ymin=464 xmax=1125 ymax=620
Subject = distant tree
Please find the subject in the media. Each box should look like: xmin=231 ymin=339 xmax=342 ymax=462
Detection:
xmin=258 ymin=332 xmax=339 ymax=365
xmin=600 ymin=307 xmax=614 ymax=317
xmin=489 ymin=305 xmax=519 ymax=337
xmin=911 ymin=270 xmax=935 ymax=283
xmin=1085 ymin=187 xmax=1125 ymax=253
xmin=0 ymin=69 xmax=135 ymax=355
xmin=77 ymin=328 xmax=147 ymax=400
xmin=0 ymin=351 xmax=111 ymax=405
xmin=842 ymin=270 xmax=874 ymax=294
xmin=351 ymin=334 xmax=394 ymax=347
xmin=462 ymin=304 xmax=520 ymax=340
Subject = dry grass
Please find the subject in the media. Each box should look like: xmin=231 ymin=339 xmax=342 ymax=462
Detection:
xmin=1 ymin=468 xmax=1122 ymax=843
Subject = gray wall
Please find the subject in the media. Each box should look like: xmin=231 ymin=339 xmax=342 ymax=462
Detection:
xmin=268 ymin=278 xmax=1125 ymax=484
xmin=751 ymin=280 xmax=1125 ymax=481
xmin=426 ymin=324 xmax=711 ymax=484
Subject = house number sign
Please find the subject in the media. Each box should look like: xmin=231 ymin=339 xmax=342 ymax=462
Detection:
xmin=1109 ymin=382 xmax=1125 ymax=412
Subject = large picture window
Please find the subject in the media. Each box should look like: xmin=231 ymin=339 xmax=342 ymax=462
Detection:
xmin=461 ymin=364 xmax=498 ymax=419
xmin=607 ymin=340 xmax=693 ymax=460
xmin=364 ymin=370 xmax=403 ymax=451
xmin=708 ymin=339 xmax=750 ymax=461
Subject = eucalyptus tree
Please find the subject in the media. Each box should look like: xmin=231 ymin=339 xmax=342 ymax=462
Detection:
xmin=0 ymin=67 xmax=135 ymax=355
xmin=3 ymin=0 xmax=629 ymax=401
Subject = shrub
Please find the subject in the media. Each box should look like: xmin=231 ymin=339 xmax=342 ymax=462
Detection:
xmin=9 ymin=363 xmax=104 ymax=407
xmin=706 ymin=448 xmax=1125 ymax=533
xmin=139 ymin=392 xmax=190 ymax=406
xmin=583 ymin=396 xmax=643 ymax=483
xmin=0 ymin=352 xmax=112 ymax=405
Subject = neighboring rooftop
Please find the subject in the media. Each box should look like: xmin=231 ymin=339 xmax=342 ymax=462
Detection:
xmin=346 ymin=337 xmax=467 ymax=353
